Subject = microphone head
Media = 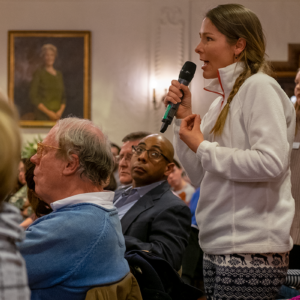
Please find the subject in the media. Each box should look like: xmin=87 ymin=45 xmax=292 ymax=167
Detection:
xmin=179 ymin=61 xmax=197 ymax=82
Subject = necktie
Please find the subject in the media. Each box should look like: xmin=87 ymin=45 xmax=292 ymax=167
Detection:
xmin=115 ymin=188 xmax=138 ymax=208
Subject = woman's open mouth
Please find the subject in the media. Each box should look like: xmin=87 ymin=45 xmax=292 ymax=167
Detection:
xmin=201 ymin=60 xmax=209 ymax=69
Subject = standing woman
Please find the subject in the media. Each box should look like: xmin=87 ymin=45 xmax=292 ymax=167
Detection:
xmin=290 ymin=69 xmax=300 ymax=269
xmin=165 ymin=4 xmax=295 ymax=299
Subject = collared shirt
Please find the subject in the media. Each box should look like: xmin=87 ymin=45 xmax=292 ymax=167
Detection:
xmin=114 ymin=180 xmax=165 ymax=220
xmin=50 ymin=191 xmax=115 ymax=211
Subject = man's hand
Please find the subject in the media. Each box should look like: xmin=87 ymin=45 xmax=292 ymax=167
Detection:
xmin=179 ymin=114 xmax=204 ymax=153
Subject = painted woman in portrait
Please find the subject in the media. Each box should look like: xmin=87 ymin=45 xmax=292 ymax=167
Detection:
xmin=29 ymin=44 xmax=66 ymax=121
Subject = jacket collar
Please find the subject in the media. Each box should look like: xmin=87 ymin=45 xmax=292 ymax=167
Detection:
xmin=121 ymin=181 xmax=170 ymax=234
xmin=50 ymin=191 xmax=115 ymax=211
xmin=204 ymin=62 xmax=245 ymax=100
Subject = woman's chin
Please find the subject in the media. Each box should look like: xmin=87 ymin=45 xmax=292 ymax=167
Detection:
xmin=203 ymin=71 xmax=218 ymax=80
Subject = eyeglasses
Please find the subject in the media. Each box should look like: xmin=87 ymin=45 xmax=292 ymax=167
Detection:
xmin=115 ymin=153 xmax=133 ymax=164
xmin=36 ymin=142 xmax=61 ymax=158
xmin=132 ymin=145 xmax=170 ymax=163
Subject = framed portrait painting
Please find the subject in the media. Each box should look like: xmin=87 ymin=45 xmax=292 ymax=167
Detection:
xmin=8 ymin=31 xmax=91 ymax=127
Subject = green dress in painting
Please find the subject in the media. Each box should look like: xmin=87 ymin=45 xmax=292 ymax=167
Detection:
xmin=29 ymin=68 xmax=66 ymax=120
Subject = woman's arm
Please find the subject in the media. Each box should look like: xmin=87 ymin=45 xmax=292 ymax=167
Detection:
xmin=166 ymin=80 xmax=205 ymax=187
xmin=174 ymin=118 xmax=205 ymax=188
xmin=55 ymin=104 xmax=66 ymax=119
xmin=37 ymin=103 xmax=59 ymax=121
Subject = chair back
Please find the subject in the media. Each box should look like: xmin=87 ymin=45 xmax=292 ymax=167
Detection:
xmin=85 ymin=272 xmax=142 ymax=300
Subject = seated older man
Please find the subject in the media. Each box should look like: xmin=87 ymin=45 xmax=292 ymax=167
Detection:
xmin=117 ymin=131 xmax=150 ymax=188
xmin=114 ymin=134 xmax=191 ymax=271
xmin=18 ymin=118 xmax=129 ymax=300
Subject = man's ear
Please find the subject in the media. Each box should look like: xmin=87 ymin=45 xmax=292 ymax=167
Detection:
xmin=62 ymin=154 xmax=80 ymax=176
xmin=164 ymin=163 xmax=175 ymax=177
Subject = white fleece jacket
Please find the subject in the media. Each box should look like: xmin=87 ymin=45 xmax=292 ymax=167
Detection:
xmin=174 ymin=62 xmax=296 ymax=255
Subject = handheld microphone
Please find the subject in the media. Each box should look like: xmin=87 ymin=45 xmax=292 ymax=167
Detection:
xmin=160 ymin=61 xmax=197 ymax=133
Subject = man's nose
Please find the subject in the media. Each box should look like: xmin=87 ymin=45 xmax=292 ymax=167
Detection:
xmin=138 ymin=151 xmax=148 ymax=162
xmin=119 ymin=157 xmax=128 ymax=167
xmin=30 ymin=154 xmax=39 ymax=165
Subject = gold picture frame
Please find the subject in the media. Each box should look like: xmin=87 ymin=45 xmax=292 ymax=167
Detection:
xmin=8 ymin=30 xmax=91 ymax=127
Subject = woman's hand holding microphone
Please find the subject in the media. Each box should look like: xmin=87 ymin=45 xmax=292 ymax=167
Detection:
xmin=164 ymin=80 xmax=204 ymax=153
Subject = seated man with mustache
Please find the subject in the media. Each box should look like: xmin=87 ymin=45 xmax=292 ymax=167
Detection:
xmin=114 ymin=134 xmax=191 ymax=271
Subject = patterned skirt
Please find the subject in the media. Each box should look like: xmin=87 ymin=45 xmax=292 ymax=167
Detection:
xmin=203 ymin=252 xmax=289 ymax=300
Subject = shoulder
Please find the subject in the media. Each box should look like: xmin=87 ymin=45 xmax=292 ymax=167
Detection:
xmin=240 ymin=73 xmax=283 ymax=94
xmin=29 ymin=204 xmax=116 ymax=237
xmin=237 ymin=72 xmax=291 ymax=106
xmin=32 ymin=68 xmax=45 ymax=77
xmin=156 ymin=188 xmax=189 ymax=210
xmin=56 ymin=70 xmax=63 ymax=77
xmin=185 ymin=183 xmax=195 ymax=193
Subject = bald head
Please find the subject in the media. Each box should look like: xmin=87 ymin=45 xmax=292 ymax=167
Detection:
xmin=140 ymin=134 xmax=174 ymax=162
xmin=130 ymin=134 xmax=175 ymax=187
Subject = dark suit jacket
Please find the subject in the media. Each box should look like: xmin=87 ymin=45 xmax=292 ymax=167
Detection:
xmin=114 ymin=181 xmax=192 ymax=271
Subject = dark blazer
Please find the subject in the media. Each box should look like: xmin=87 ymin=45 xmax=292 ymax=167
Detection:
xmin=114 ymin=181 xmax=192 ymax=271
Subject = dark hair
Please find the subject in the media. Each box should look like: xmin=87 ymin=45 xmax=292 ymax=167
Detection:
xmin=104 ymin=173 xmax=117 ymax=191
xmin=122 ymin=131 xmax=151 ymax=143
xmin=173 ymin=159 xmax=181 ymax=169
xmin=25 ymin=159 xmax=52 ymax=218
xmin=206 ymin=4 xmax=272 ymax=136
xmin=110 ymin=143 xmax=121 ymax=154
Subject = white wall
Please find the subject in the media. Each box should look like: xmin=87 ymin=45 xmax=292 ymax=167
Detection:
xmin=0 ymin=0 xmax=299 ymax=147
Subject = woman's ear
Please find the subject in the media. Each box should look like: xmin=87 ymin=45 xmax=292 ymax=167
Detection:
xmin=164 ymin=163 xmax=175 ymax=177
xmin=235 ymin=38 xmax=246 ymax=57
xmin=62 ymin=154 xmax=80 ymax=176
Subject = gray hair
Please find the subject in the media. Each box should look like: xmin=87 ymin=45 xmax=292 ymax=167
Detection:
xmin=40 ymin=44 xmax=57 ymax=58
xmin=55 ymin=117 xmax=114 ymax=186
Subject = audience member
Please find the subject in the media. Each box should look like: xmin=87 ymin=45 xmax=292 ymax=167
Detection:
xmin=20 ymin=159 xmax=53 ymax=229
xmin=117 ymin=131 xmax=150 ymax=188
xmin=0 ymin=98 xmax=30 ymax=299
xmin=7 ymin=158 xmax=27 ymax=209
xmin=18 ymin=117 xmax=129 ymax=300
xmin=290 ymin=68 xmax=300 ymax=269
xmin=111 ymin=142 xmax=121 ymax=188
xmin=114 ymin=134 xmax=191 ymax=271
xmin=168 ymin=159 xmax=195 ymax=204
xmin=104 ymin=172 xmax=117 ymax=191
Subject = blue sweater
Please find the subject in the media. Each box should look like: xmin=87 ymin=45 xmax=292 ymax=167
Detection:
xmin=18 ymin=203 xmax=130 ymax=300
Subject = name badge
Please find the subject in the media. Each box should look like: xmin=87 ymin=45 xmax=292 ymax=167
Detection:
xmin=293 ymin=142 xmax=300 ymax=149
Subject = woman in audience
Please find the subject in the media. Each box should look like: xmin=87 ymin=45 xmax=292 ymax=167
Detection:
xmin=20 ymin=159 xmax=53 ymax=229
xmin=290 ymin=69 xmax=300 ymax=269
xmin=0 ymin=97 xmax=30 ymax=299
xmin=8 ymin=158 xmax=34 ymax=219
xmin=166 ymin=4 xmax=295 ymax=299
xmin=167 ymin=159 xmax=195 ymax=204
xmin=6 ymin=158 xmax=26 ymax=202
